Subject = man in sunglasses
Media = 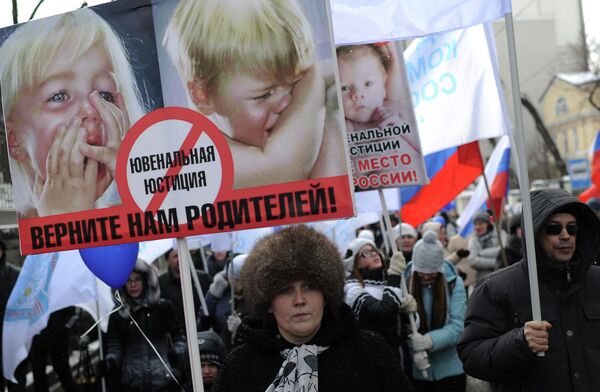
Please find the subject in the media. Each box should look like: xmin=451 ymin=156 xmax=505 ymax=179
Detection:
xmin=457 ymin=188 xmax=600 ymax=392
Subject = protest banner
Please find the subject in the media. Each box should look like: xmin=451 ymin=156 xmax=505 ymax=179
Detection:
xmin=336 ymin=41 xmax=427 ymax=191
xmin=0 ymin=0 xmax=355 ymax=254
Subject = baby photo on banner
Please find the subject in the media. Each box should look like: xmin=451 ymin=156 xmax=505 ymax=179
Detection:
xmin=0 ymin=0 xmax=355 ymax=255
xmin=336 ymin=41 xmax=428 ymax=192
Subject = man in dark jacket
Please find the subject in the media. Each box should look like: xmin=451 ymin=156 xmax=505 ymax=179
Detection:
xmin=457 ymin=188 xmax=600 ymax=391
xmin=159 ymin=248 xmax=211 ymax=329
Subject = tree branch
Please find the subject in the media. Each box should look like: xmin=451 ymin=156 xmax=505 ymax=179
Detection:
xmin=588 ymin=79 xmax=600 ymax=112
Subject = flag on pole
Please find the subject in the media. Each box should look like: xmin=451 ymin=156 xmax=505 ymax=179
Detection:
xmin=457 ymin=136 xmax=511 ymax=237
xmin=396 ymin=22 xmax=509 ymax=226
xmin=331 ymin=0 xmax=512 ymax=45
xmin=579 ymin=128 xmax=600 ymax=202
xmin=400 ymin=142 xmax=483 ymax=227
xmin=406 ymin=24 xmax=509 ymax=155
xmin=2 ymin=251 xmax=110 ymax=381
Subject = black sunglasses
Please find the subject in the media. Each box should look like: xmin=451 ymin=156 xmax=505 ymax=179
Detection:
xmin=544 ymin=223 xmax=578 ymax=236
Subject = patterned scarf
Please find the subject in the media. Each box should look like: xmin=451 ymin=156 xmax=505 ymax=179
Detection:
xmin=265 ymin=345 xmax=328 ymax=392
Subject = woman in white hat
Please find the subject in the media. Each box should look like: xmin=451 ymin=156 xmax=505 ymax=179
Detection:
xmin=343 ymin=236 xmax=417 ymax=365
xmin=404 ymin=231 xmax=467 ymax=391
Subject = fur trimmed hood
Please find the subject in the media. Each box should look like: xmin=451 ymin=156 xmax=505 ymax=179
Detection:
xmin=116 ymin=259 xmax=160 ymax=317
xmin=240 ymin=225 xmax=346 ymax=320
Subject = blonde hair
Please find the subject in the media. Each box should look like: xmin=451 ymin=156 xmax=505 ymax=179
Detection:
xmin=164 ymin=0 xmax=315 ymax=97
xmin=0 ymin=8 xmax=145 ymax=214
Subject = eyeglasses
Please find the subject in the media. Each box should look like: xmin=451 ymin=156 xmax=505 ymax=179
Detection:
xmin=544 ymin=223 xmax=578 ymax=236
xmin=359 ymin=249 xmax=378 ymax=259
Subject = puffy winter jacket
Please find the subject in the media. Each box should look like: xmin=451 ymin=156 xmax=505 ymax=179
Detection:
xmin=468 ymin=229 xmax=505 ymax=282
xmin=458 ymin=189 xmax=600 ymax=392
xmin=404 ymin=261 xmax=466 ymax=381
xmin=106 ymin=261 xmax=186 ymax=392
xmin=211 ymin=304 xmax=415 ymax=392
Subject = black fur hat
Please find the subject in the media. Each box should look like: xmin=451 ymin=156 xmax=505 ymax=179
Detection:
xmin=240 ymin=225 xmax=345 ymax=320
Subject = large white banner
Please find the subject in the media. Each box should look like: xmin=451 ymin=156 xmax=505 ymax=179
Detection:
xmin=405 ymin=24 xmax=509 ymax=155
xmin=331 ymin=0 xmax=512 ymax=45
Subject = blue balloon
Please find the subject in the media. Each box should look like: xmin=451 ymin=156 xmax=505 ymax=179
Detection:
xmin=79 ymin=243 xmax=139 ymax=288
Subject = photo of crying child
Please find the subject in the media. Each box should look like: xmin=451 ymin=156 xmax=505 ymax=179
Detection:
xmin=161 ymin=0 xmax=349 ymax=190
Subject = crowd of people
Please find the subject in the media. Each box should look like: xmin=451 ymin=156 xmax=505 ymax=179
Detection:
xmin=2 ymin=188 xmax=600 ymax=391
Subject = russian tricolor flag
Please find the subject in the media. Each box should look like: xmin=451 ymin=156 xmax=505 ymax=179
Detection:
xmin=456 ymin=136 xmax=511 ymax=237
xmin=400 ymin=142 xmax=483 ymax=227
xmin=579 ymin=128 xmax=600 ymax=202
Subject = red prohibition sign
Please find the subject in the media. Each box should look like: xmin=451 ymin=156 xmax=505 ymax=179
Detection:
xmin=116 ymin=107 xmax=234 ymax=214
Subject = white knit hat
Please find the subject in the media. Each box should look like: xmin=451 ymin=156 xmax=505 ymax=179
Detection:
xmin=357 ymin=229 xmax=375 ymax=243
xmin=391 ymin=223 xmax=417 ymax=242
xmin=401 ymin=223 xmax=417 ymax=238
xmin=343 ymin=237 xmax=377 ymax=272
xmin=230 ymin=254 xmax=247 ymax=280
xmin=412 ymin=231 xmax=445 ymax=273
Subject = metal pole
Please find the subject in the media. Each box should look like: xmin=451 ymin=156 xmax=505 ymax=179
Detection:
xmin=177 ymin=238 xmax=204 ymax=391
xmin=199 ymin=245 xmax=209 ymax=274
xmin=378 ymin=189 xmax=429 ymax=376
xmin=188 ymin=252 xmax=209 ymax=317
xmin=479 ymin=152 xmax=508 ymax=268
xmin=504 ymin=11 xmax=544 ymax=356
xmin=95 ymin=283 xmax=107 ymax=392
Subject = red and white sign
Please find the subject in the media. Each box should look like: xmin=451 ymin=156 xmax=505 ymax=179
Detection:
xmin=117 ymin=108 xmax=233 ymax=225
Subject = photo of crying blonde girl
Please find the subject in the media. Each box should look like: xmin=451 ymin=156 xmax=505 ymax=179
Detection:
xmin=0 ymin=8 xmax=146 ymax=218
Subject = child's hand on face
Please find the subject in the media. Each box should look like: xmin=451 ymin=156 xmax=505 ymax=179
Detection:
xmin=373 ymin=106 xmax=403 ymax=128
xmin=79 ymin=91 xmax=129 ymax=198
xmin=34 ymin=117 xmax=98 ymax=216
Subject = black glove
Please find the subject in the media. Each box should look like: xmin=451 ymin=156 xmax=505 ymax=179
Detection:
xmin=97 ymin=358 xmax=116 ymax=377
xmin=456 ymin=249 xmax=470 ymax=258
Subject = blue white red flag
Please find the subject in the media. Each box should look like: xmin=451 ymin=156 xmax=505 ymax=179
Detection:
xmin=579 ymin=129 xmax=600 ymax=202
xmin=400 ymin=142 xmax=483 ymax=227
xmin=456 ymin=136 xmax=511 ymax=237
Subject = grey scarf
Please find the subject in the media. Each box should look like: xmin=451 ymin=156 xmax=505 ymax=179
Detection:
xmin=265 ymin=344 xmax=328 ymax=392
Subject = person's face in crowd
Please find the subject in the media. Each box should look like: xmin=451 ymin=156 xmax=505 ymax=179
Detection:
xmin=201 ymin=362 xmax=219 ymax=385
xmin=125 ymin=271 xmax=144 ymax=299
xmin=167 ymin=249 xmax=180 ymax=275
xmin=417 ymin=271 xmax=439 ymax=286
xmin=338 ymin=50 xmax=386 ymax=123
xmin=439 ymin=226 xmax=448 ymax=247
xmin=516 ymin=227 xmax=523 ymax=239
xmin=474 ymin=220 xmax=489 ymax=236
xmin=7 ymin=45 xmax=119 ymax=195
xmin=269 ymin=280 xmax=324 ymax=344
xmin=196 ymin=71 xmax=293 ymax=148
xmin=356 ymin=245 xmax=382 ymax=269
xmin=213 ymin=251 xmax=228 ymax=263
xmin=539 ymin=213 xmax=577 ymax=264
xmin=401 ymin=234 xmax=417 ymax=252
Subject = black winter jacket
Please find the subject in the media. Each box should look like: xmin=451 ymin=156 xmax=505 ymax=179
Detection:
xmin=457 ymin=189 xmax=600 ymax=392
xmin=106 ymin=262 xmax=186 ymax=392
xmin=158 ymin=266 xmax=211 ymax=327
xmin=211 ymin=304 xmax=415 ymax=392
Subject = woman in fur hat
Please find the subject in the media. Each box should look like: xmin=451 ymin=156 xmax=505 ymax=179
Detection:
xmin=404 ymin=231 xmax=467 ymax=391
xmin=212 ymin=225 xmax=415 ymax=391
xmin=101 ymin=259 xmax=186 ymax=392
xmin=343 ymin=236 xmax=417 ymax=356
